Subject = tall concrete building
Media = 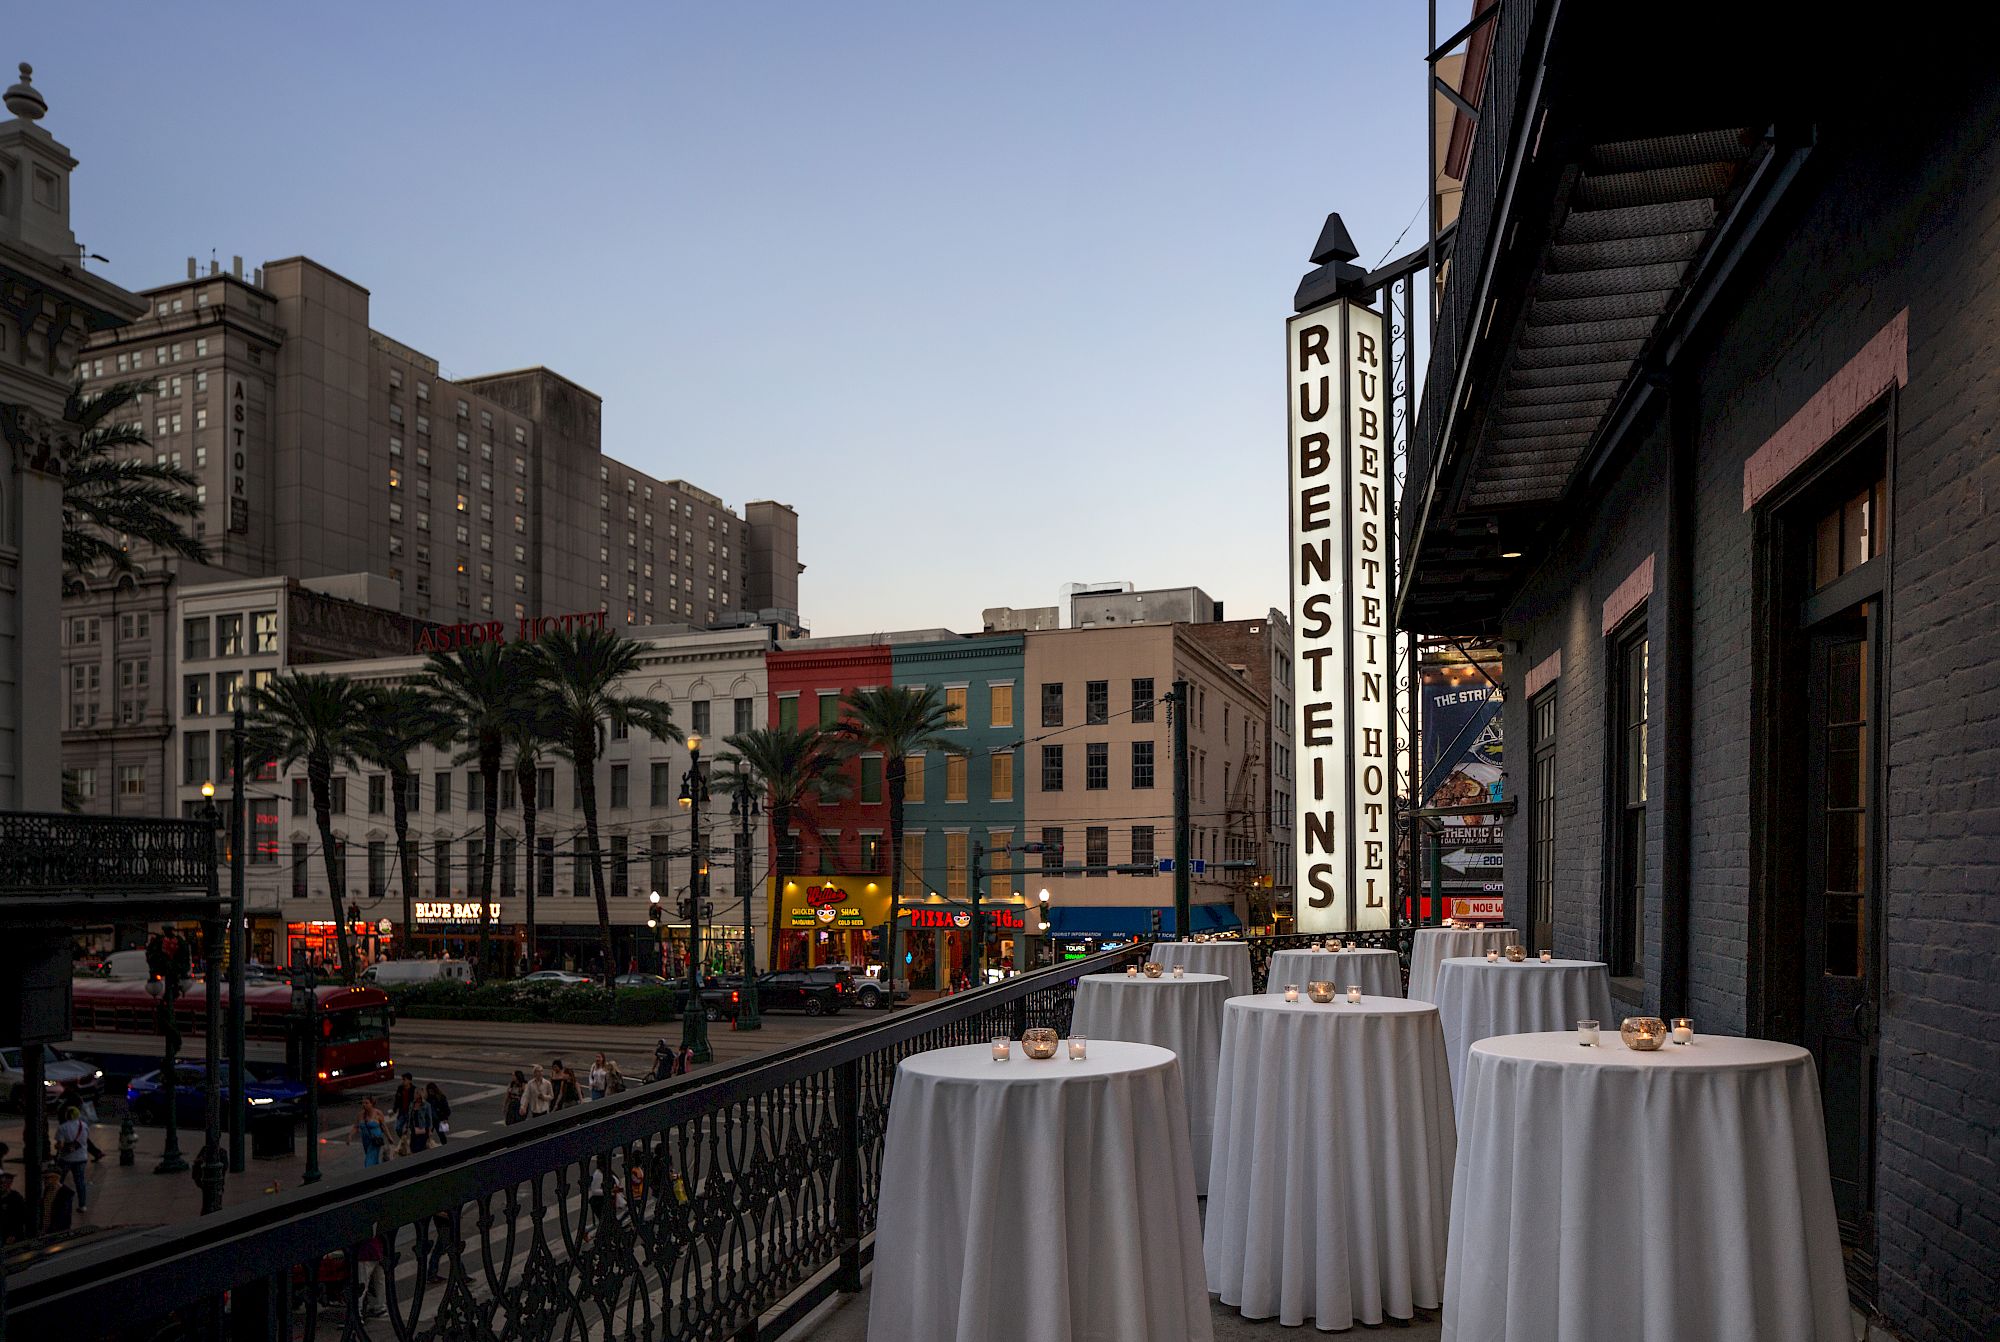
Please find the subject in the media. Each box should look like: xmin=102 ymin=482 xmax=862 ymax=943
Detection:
xmin=60 ymin=253 xmax=800 ymax=815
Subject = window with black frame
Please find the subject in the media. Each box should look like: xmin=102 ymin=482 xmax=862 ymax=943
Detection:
xmin=1530 ymin=689 xmax=1557 ymax=950
xmin=1609 ymin=621 xmax=1648 ymax=980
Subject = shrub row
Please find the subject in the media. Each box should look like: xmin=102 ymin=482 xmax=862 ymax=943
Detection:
xmin=383 ymin=981 xmax=683 ymax=1026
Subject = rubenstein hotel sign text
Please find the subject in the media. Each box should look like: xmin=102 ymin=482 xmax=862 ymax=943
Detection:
xmin=1287 ymin=298 xmax=1391 ymax=933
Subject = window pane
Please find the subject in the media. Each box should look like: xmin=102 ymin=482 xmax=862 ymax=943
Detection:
xmin=990 ymin=751 xmax=1014 ymax=802
xmin=990 ymin=684 xmax=1014 ymax=728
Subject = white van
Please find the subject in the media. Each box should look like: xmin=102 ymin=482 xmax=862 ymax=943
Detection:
xmin=362 ymin=959 xmax=473 ymax=987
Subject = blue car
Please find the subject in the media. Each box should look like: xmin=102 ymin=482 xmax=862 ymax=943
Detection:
xmin=124 ymin=1063 xmax=307 ymax=1126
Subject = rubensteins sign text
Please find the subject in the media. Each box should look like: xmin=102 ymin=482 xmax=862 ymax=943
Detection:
xmin=414 ymin=609 xmax=610 ymax=654
xmin=1287 ymin=298 xmax=1391 ymax=933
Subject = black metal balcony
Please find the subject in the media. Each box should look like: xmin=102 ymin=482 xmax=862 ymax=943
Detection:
xmin=0 ymin=810 xmax=218 ymax=919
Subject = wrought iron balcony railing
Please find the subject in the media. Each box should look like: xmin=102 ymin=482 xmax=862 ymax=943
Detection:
xmin=4 ymin=945 xmax=1150 ymax=1342
xmin=0 ymin=809 xmax=214 ymax=895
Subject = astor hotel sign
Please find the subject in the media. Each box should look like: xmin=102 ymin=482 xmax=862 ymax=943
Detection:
xmin=413 ymin=609 xmax=611 ymax=654
xmin=1287 ymin=298 xmax=1391 ymax=933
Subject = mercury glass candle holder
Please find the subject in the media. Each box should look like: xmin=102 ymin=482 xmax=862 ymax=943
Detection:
xmin=1620 ymin=1017 xmax=1668 ymax=1051
xmin=1306 ymin=981 xmax=1337 ymax=1004
xmin=1021 ymin=1028 xmax=1061 ymax=1060
xmin=1506 ymin=945 xmax=1527 ymax=962
xmin=1143 ymin=961 xmax=1164 ymax=979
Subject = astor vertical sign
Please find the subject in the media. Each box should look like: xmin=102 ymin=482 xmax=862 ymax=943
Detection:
xmin=1288 ymin=299 xmax=1391 ymax=933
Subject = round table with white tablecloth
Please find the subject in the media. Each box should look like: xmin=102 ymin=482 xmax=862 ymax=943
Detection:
xmin=1266 ymin=946 xmax=1402 ymax=999
xmin=1407 ymin=926 xmax=1519 ymax=1004
xmin=1430 ymin=957 xmax=1613 ymax=1109
xmin=1149 ymin=940 xmax=1252 ymax=999
xmin=1204 ymin=995 xmax=1455 ymax=1331
xmin=1442 ymin=1032 xmax=1850 ymax=1342
xmin=868 ymin=1041 xmax=1212 ymax=1342
xmin=1070 ymin=972 xmax=1229 ymax=1194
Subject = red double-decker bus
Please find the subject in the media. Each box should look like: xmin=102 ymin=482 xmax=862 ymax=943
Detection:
xmin=68 ymin=979 xmax=394 ymax=1093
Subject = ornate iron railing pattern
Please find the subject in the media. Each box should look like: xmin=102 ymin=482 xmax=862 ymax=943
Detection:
xmin=4 ymin=944 xmax=1147 ymax=1342
xmin=0 ymin=809 xmax=213 ymax=893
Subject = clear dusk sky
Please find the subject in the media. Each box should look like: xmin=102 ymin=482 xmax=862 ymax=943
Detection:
xmin=14 ymin=2 xmax=1436 ymax=635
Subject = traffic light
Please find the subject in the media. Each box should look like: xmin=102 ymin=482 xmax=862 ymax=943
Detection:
xmin=1149 ymin=909 xmax=1162 ymax=934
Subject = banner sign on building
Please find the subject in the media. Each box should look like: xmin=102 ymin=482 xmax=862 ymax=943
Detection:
xmin=1420 ymin=655 xmax=1505 ymax=912
xmin=1288 ymin=298 xmax=1392 ymax=933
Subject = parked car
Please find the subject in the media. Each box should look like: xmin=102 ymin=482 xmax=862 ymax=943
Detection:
xmin=706 ymin=967 xmax=852 ymax=1020
xmin=363 ymin=959 xmax=473 ymax=987
xmin=1 ymin=1044 xmax=104 ymax=1111
xmin=125 ymin=1063 xmax=307 ymax=1127
xmin=823 ymin=965 xmax=910 ymax=1009
xmin=516 ymin=970 xmax=595 ymax=987
xmin=614 ymin=973 xmax=673 ymax=989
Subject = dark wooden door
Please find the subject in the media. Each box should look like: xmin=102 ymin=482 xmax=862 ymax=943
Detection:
xmin=1801 ymin=605 xmax=1879 ymax=1280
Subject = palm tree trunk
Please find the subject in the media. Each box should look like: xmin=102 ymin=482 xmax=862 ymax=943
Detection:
xmin=576 ymin=739 xmax=617 ymax=989
xmin=392 ymin=770 xmax=416 ymax=951
xmin=885 ymin=761 xmax=905 ymax=1006
xmin=476 ymin=741 xmax=501 ymax=978
xmin=519 ymin=757 xmax=539 ymax=975
xmin=309 ymin=754 xmax=355 ymax=982
xmin=769 ymin=798 xmax=790 ymax=971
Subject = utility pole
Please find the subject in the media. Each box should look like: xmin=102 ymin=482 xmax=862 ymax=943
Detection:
xmin=1171 ymin=679 xmax=1192 ymax=940
xmin=228 ymin=706 xmax=247 ymax=1173
xmin=678 ymin=736 xmax=712 ymax=1064
xmin=968 ymin=841 xmax=986 ymax=989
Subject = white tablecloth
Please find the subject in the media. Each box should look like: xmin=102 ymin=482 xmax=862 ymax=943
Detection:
xmin=1205 ymin=995 xmax=1455 ymax=1330
xmin=1071 ymin=972 xmax=1229 ymax=1194
xmin=870 ymin=1041 xmax=1212 ymax=1342
xmin=1267 ymin=947 xmax=1402 ymax=998
xmin=1431 ymin=958 xmax=1614 ymax=1109
xmin=1150 ymin=940 xmax=1253 ymax=999
xmin=1443 ymin=1033 xmax=1850 ymax=1342
xmin=1407 ymin=926 xmax=1519 ymax=1004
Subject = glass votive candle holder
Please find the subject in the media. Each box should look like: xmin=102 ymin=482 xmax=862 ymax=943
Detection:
xmin=1486 ymin=949 xmax=1500 ymax=963
xmin=1125 ymin=964 xmax=1138 ymax=978
xmin=1283 ymin=984 xmax=1300 ymax=1003
xmin=1067 ymin=1035 xmax=1088 ymax=1061
xmin=1345 ymin=940 xmax=1356 ymax=951
xmin=1346 ymin=984 xmax=1362 ymax=1004
xmin=992 ymin=1036 xmax=1011 ymax=1061
xmin=1172 ymin=964 xmax=1185 ymax=978
xmin=1672 ymin=1017 xmax=1695 ymax=1045
xmin=1577 ymin=1018 xmax=1600 ymax=1047
xmin=1540 ymin=949 xmax=1554 ymax=962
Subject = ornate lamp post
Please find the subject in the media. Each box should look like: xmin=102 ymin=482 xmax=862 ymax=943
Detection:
xmin=1037 ymin=887 xmax=1052 ymax=969
xmin=677 ymin=735 xmax=712 ymax=1065
xmin=731 ymin=761 xmax=762 ymax=1030
xmin=195 ymin=782 xmax=227 ymax=1214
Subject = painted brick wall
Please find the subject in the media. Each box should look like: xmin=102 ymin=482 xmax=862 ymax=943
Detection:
xmin=1486 ymin=75 xmax=2000 ymax=1338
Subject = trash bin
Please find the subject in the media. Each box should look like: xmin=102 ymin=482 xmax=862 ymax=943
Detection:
xmin=250 ymin=1110 xmax=295 ymax=1159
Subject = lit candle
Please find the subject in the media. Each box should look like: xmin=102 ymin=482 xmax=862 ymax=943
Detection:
xmin=1284 ymin=984 xmax=1300 ymax=1003
xmin=1577 ymin=1019 xmax=1600 ymax=1047
xmin=1346 ymin=985 xmax=1362 ymax=1004
xmin=1672 ymin=1018 xmax=1694 ymax=1045
xmin=992 ymin=1037 xmax=1010 ymax=1061
xmin=1540 ymin=950 xmax=1553 ymax=962
xmin=1486 ymin=950 xmax=1499 ymax=963
xmin=1172 ymin=964 xmax=1185 ymax=978
xmin=1345 ymin=941 xmax=1356 ymax=951
xmin=1125 ymin=964 xmax=1138 ymax=978
xmin=1067 ymin=1035 xmax=1088 ymax=1061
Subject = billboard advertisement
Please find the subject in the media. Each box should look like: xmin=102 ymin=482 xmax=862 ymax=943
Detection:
xmin=1421 ymin=657 xmax=1504 ymax=910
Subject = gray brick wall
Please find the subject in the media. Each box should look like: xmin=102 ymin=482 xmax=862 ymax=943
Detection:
xmin=1485 ymin=75 xmax=2000 ymax=1339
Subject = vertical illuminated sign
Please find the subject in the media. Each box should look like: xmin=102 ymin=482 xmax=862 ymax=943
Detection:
xmin=1287 ymin=299 xmax=1390 ymax=932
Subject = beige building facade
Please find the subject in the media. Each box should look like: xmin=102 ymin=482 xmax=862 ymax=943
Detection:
xmin=1022 ymin=624 xmax=1266 ymax=933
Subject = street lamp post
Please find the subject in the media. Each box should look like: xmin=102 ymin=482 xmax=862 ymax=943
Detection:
xmin=228 ymin=707 xmax=248 ymax=1174
xmin=291 ymin=966 xmax=322 ymax=1184
xmin=678 ymin=735 xmax=712 ymax=1065
xmin=196 ymin=783 xmax=227 ymax=1214
xmin=1037 ymin=887 xmax=1052 ymax=968
xmin=147 ymin=930 xmax=190 ymax=1175
xmin=732 ymin=761 xmax=762 ymax=1030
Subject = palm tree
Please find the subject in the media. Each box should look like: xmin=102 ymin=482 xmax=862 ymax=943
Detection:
xmin=354 ymin=685 xmax=453 ymax=957
xmin=60 ymin=379 xmax=211 ymax=577
xmin=838 ymin=686 xmax=964 ymax=1002
xmin=417 ymin=643 xmax=533 ymax=976
xmin=508 ymin=725 xmax=553 ymax=973
xmin=714 ymin=726 xmax=852 ymax=972
xmin=243 ymin=672 xmax=373 ymax=981
xmin=529 ymin=626 xmax=679 ymax=985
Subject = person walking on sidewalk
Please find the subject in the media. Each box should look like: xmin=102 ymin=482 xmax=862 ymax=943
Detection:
xmin=54 ymin=1106 xmax=90 ymax=1212
xmin=503 ymin=1070 xmax=527 ymax=1125
xmin=551 ymin=1060 xmax=581 ymax=1111
xmin=605 ymin=1060 xmax=627 ymax=1095
xmin=588 ymin=1054 xmax=609 ymax=1102
xmin=0 ymin=1171 xmax=30 ymax=1244
xmin=404 ymin=1087 xmax=436 ymax=1154
xmin=391 ymin=1073 xmax=418 ymax=1132
xmin=349 ymin=1098 xmax=389 ymax=1167
xmin=522 ymin=1065 xmax=554 ymax=1120
xmin=40 ymin=1169 xmax=73 ymax=1233
xmin=425 ymin=1083 xmax=452 ymax=1145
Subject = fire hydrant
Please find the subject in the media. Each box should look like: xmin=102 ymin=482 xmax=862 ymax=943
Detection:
xmin=118 ymin=1112 xmax=137 ymax=1166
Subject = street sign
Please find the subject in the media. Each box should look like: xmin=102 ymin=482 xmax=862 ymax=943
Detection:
xmin=1158 ymin=858 xmax=1175 ymax=873
xmin=1191 ymin=859 xmax=1207 ymax=875
xmin=1442 ymin=849 xmax=1504 ymax=873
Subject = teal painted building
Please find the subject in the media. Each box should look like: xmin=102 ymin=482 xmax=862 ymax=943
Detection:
xmin=891 ymin=633 xmax=1028 ymax=989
